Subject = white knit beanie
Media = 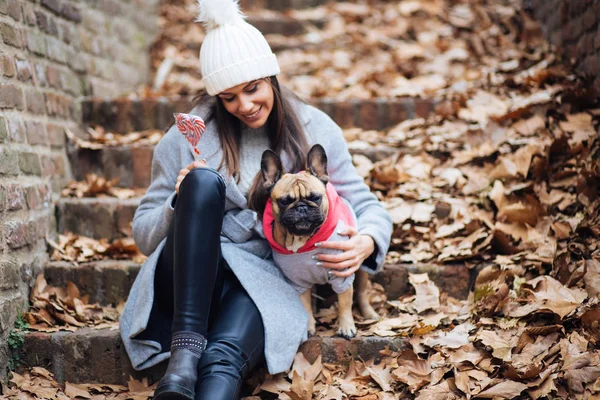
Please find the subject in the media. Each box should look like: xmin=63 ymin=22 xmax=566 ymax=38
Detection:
xmin=196 ymin=0 xmax=280 ymax=96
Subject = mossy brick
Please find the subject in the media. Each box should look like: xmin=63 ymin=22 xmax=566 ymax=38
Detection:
xmin=0 ymin=116 xmax=7 ymax=142
xmin=15 ymin=57 xmax=32 ymax=82
xmin=46 ymin=37 xmax=68 ymax=64
xmin=58 ymin=21 xmax=75 ymax=45
xmin=19 ymin=151 xmax=42 ymax=176
xmin=0 ymin=146 xmax=19 ymax=175
xmin=8 ymin=117 xmax=25 ymax=143
xmin=0 ymin=21 xmax=21 ymax=47
xmin=0 ymin=83 xmax=24 ymax=110
xmin=51 ymin=153 xmax=66 ymax=177
xmin=46 ymin=65 xmax=61 ymax=89
xmin=60 ymin=3 xmax=80 ymax=22
xmin=0 ymin=294 xmax=25 ymax=333
xmin=5 ymin=184 xmax=25 ymax=211
xmin=40 ymin=154 xmax=55 ymax=177
xmin=0 ymin=0 xmax=21 ymax=21
xmin=33 ymin=63 xmax=46 ymax=86
xmin=25 ymin=89 xmax=47 ymax=115
xmin=0 ymin=54 xmax=15 ymax=77
xmin=46 ymin=124 xmax=65 ymax=147
xmin=60 ymin=70 xmax=83 ymax=96
xmin=24 ymin=185 xmax=40 ymax=210
xmin=35 ymin=10 xmax=59 ymax=36
xmin=82 ymin=8 xmax=104 ymax=35
xmin=41 ymin=0 xmax=61 ymax=15
xmin=67 ymin=51 xmax=86 ymax=73
xmin=4 ymin=220 xmax=30 ymax=249
xmin=25 ymin=120 xmax=48 ymax=145
xmin=21 ymin=2 xmax=36 ymax=26
xmin=0 ymin=257 xmax=19 ymax=290
xmin=27 ymin=32 xmax=47 ymax=56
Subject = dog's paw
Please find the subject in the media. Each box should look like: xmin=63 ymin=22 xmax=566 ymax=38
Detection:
xmin=307 ymin=318 xmax=316 ymax=337
xmin=359 ymin=303 xmax=381 ymax=321
xmin=337 ymin=322 xmax=357 ymax=340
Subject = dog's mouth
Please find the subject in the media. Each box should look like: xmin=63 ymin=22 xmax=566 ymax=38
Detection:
xmin=280 ymin=215 xmax=324 ymax=236
xmin=287 ymin=221 xmax=320 ymax=236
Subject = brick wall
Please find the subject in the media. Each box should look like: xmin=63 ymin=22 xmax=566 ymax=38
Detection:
xmin=0 ymin=0 xmax=158 ymax=374
xmin=526 ymin=0 xmax=600 ymax=93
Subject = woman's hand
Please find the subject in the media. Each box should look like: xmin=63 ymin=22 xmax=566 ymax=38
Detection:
xmin=175 ymin=159 xmax=207 ymax=194
xmin=314 ymin=227 xmax=375 ymax=277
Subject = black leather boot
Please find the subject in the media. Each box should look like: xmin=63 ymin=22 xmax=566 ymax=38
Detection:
xmin=153 ymin=331 xmax=207 ymax=399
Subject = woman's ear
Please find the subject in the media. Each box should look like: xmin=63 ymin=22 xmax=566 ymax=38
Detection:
xmin=261 ymin=149 xmax=283 ymax=193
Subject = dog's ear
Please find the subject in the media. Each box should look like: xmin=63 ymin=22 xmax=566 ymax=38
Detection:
xmin=261 ymin=149 xmax=283 ymax=193
xmin=307 ymin=144 xmax=329 ymax=185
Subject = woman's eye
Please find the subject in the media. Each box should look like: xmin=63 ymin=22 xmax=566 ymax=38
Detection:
xmin=246 ymin=83 xmax=258 ymax=93
xmin=223 ymin=96 xmax=235 ymax=103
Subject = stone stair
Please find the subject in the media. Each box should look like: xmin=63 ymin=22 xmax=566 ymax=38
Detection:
xmin=18 ymin=0 xmax=471 ymax=387
xmin=72 ymin=96 xmax=433 ymax=188
xmin=22 ymin=260 xmax=470 ymax=384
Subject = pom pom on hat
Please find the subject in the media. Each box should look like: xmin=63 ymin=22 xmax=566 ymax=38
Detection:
xmin=196 ymin=0 xmax=280 ymax=96
xmin=196 ymin=0 xmax=245 ymax=30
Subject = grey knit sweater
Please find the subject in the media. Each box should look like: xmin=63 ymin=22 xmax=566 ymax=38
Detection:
xmin=238 ymin=125 xmax=269 ymax=195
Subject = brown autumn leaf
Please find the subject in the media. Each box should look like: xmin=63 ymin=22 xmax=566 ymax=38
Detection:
xmin=476 ymin=379 xmax=528 ymax=398
xmin=286 ymin=370 xmax=314 ymax=400
xmin=407 ymin=273 xmax=440 ymax=314
xmin=521 ymin=276 xmax=588 ymax=319
xmin=414 ymin=380 xmax=462 ymax=400
xmin=365 ymin=361 xmax=394 ymax=392
xmin=64 ymin=382 xmax=92 ymax=398
xmin=391 ymin=350 xmax=433 ymax=392
xmin=475 ymin=330 xmax=515 ymax=362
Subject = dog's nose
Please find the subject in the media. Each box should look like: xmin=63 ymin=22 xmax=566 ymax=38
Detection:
xmin=296 ymin=204 xmax=308 ymax=213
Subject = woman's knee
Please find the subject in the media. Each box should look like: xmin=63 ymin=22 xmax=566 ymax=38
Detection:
xmin=178 ymin=167 xmax=226 ymax=207
xmin=199 ymin=336 xmax=263 ymax=376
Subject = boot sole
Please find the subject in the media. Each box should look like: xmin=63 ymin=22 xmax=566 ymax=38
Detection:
xmin=153 ymin=383 xmax=195 ymax=400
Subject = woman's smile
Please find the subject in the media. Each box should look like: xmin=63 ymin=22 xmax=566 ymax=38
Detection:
xmin=242 ymin=106 xmax=262 ymax=121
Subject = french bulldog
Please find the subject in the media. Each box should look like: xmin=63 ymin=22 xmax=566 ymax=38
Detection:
xmin=260 ymin=144 xmax=380 ymax=339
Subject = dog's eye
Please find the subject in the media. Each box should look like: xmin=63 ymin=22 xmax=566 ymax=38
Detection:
xmin=278 ymin=196 xmax=294 ymax=208
xmin=308 ymin=194 xmax=322 ymax=203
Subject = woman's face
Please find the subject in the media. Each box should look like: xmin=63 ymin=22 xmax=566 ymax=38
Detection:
xmin=217 ymin=79 xmax=274 ymax=129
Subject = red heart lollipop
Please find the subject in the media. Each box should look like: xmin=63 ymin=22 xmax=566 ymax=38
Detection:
xmin=174 ymin=113 xmax=206 ymax=156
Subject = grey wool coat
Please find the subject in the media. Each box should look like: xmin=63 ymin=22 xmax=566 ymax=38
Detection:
xmin=119 ymin=98 xmax=393 ymax=374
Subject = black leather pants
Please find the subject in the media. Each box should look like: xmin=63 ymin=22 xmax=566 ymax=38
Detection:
xmin=152 ymin=168 xmax=265 ymax=400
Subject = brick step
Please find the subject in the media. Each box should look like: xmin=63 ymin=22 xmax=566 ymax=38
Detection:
xmin=43 ymin=261 xmax=473 ymax=306
xmin=240 ymin=0 xmax=328 ymax=12
xmin=56 ymin=197 xmax=139 ymax=240
xmin=20 ymin=327 xmax=406 ymax=385
xmin=246 ymin=13 xmax=327 ymax=36
xmin=66 ymin=139 xmax=399 ymax=189
xmin=81 ymin=96 xmax=436 ymax=134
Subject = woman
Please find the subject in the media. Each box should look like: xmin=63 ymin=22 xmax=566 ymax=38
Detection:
xmin=119 ymin=0 xmax=393 ymax=399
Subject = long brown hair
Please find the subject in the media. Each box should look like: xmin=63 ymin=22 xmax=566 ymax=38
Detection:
xmin=193 ymin=76 xmax=310 ymax=215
